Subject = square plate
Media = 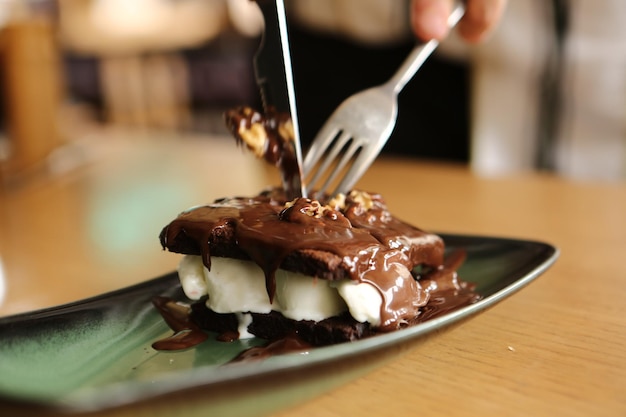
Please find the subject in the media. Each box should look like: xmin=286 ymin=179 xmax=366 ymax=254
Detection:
xmin=0 ymin=234 xmax=558 ymax=415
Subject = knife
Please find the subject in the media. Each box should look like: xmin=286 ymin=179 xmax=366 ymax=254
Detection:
xmin=254 ymin=0 xmax=306 ymax=199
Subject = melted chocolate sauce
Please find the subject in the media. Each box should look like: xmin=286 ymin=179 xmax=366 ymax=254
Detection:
xmin=151 ymin=296 xmax=208 ymax=350
xmin=413 ymin=249 xmax=480 ymax=323
xmin=230 ymin=334 xmax=312 ymax=363
xmin=217 ymin=330 xmax=240 ymax=343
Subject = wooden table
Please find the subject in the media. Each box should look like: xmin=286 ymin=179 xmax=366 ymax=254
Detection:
xmin=1 ymin=131 xmax=624 ymax=416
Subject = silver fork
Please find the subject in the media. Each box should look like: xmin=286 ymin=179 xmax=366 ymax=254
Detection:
xmin=303 ymin=3 xmax=465 ymax=197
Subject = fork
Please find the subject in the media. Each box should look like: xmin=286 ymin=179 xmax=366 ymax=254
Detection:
xmin=303 ymin=3 xmax=465 ymax=197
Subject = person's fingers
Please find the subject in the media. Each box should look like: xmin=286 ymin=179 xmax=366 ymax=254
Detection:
xmin=411 ymin=0 xmax=506 ymax=43
xmin=410 ymin=0 xmax=455 ymax=41
xmin=458 ymin=0 xmax=507 ymax=43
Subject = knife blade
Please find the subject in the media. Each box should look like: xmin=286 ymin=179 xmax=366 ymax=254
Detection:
xmin=254 ymin=0 xmax=306 ymax=199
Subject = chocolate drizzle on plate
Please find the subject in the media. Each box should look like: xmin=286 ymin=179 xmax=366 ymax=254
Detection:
xmin=151 ymin=296 xmax=208 ymax=351
xmin=230 ymin=333 xmax=312 ymax=363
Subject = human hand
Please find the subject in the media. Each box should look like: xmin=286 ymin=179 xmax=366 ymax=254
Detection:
xmin=410 ymin=0 xmax=506 ymax=43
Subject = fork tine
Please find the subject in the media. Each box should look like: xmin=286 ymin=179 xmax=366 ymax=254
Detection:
xmin=332 ymin=141 xmax=378 ymax=195
xmin=315 ymin=138 xmax=361 ymax=196
xmin=303 ymin=123 xmax=340 ymax=174
xmin=305 ymin=130 xmax=352 ymax=194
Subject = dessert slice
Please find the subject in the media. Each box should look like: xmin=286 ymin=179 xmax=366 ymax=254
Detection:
xmin=158 ymin=187 xmax=476 ymax=347
xmin=154 ymin=107 xmax=477 ymax=349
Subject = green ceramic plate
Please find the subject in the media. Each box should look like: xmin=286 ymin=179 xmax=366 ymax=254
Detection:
xmin=0 ymin=234 xmax=558 ymax=416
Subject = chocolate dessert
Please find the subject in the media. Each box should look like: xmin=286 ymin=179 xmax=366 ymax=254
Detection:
xmin=225 ymin=106 xmax=302 ymax=199
xmin=153 ymin=107 xmax=479 ymax=351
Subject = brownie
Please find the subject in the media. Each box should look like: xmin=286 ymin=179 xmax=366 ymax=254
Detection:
xmin=190 ymin=302 xmax=372 ymax=346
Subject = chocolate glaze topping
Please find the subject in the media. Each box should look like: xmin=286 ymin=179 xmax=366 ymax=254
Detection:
xmin=160 ymin=189 xmax=445 ymax=331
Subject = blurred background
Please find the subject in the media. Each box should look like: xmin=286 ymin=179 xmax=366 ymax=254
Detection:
xmin=0 ymin=0 xmax=624 ymax=185
xmin=0 ymin=0 xmax=264 ymax=183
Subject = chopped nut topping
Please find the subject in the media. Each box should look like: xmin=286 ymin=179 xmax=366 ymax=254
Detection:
xmin=304 ymin=200 xmax=325 ymax=218
xmin=283 ymin=198 xmax=335 ymax=219
xmin=238 ymin=123 xmax=267 ymax=158
xmin=349 ymin=190 xmax=374 ymax=210
xmin=328 ymin=193 xmax=347 ymax=210
xmin=283 ymin=199 xmax=295 ymax=210
xmin=278 ymin=119 xmax=295 ymax=142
